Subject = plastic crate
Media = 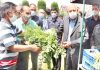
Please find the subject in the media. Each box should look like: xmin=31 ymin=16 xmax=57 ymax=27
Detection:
xmin=82 ymin=49 xmax=100 ymax=70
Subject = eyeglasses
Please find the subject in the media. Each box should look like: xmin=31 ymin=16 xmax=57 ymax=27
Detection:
xmin=15 ymin=11 xmax=21 ymax=14
xmin=30 ymin=9 xmax=36 ymax=11
xmin=26 ymin=12 xmax=31 ymax=15
xmin=69 ymin=10 xmax=76 ymax=12
xmin=51 ymin=11 xmax=57 ymax=13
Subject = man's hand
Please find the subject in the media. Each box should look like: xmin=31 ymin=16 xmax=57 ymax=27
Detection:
xmin=24 ymin=41 xmax=30 ymax=45
xmin=91 ymin=45 xmax=95 ymax=49
xmin=62 ymin=41 xmax=71 ymax=48
xmin=29 ymin=44 xmax=41 ymax=53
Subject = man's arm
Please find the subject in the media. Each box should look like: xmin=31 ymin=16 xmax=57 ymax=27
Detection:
xmin=8 ymin=44 xmax=41 ymax=53
xmin=0 ymin=25 xmax=41 ymax=53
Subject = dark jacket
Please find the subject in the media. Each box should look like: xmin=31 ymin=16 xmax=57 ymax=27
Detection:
xmin=31 ymin=15 xmax=39 ymax=23
xmin=47 ymin=16 xmax=63 ymax=44
xmin=85 ymin=16 xmax=100 ymax=48
xmin=91 ymin=24 xmax=100 ymax=48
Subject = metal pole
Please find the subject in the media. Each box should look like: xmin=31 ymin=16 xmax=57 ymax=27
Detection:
xmin=77 ymin=0 xmax=85 ymax=70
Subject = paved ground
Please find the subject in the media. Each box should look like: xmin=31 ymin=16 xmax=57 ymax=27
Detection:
xmin=28 ymin=54 xmax=65 ymax=70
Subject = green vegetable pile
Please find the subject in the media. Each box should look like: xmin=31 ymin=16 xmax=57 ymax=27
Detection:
xmin=24 ymin=25 xmax=65 ymax=69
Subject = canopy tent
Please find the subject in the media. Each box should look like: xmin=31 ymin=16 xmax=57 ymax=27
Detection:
xmin=71 ymin=0 xmax=100 ymax=6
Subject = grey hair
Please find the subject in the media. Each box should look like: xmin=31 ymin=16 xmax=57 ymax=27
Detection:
xmin=0 ymin=3 xmax=12 ymax=18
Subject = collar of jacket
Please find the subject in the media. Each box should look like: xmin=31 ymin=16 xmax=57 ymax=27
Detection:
xmin=91 ymin=16 xmax=100 ymax=21
xmin=69 ymin=17 xmax=78 ymax=27
xmin=49 ymin=16 xmax=58 ymax=22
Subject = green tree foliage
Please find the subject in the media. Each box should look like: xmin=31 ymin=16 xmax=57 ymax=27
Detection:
xmin=22 ymin=0 xmax=29 ymax=6
xmin=51 ymin=2 xmax=59 ymax=11
xmin=37 ymin=0 xmax=46 ymax=10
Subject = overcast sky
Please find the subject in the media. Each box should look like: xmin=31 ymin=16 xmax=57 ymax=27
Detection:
xmin=1 ymin=0 xmax=71 ymax=8
xmin=1 ymin=0 xmax=92 ymax=17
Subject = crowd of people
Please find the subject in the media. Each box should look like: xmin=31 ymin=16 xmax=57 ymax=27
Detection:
xmin=0 ymin=1 xmax=100 ymax=70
